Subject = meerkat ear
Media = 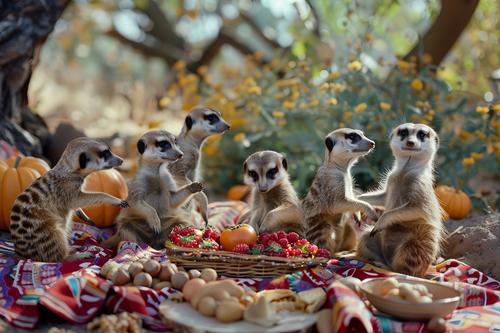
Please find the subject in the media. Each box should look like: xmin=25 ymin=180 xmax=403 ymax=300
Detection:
xmin=281 ymin=157 xmax=288 ymax=170
xmin=79 ymin=153 xmax=88 ymax=169
xmin=325 ymin=137 xmax=335 ymax=152
xmin=243 ymin=161 xmax=248 ymax=173
xmin=137 ymin=139 xmax=146 ymax=154
xmin=185 ymin=116 xmax=193 ymax=130
xmin=434 ymin=135 xmax=440 ymax=149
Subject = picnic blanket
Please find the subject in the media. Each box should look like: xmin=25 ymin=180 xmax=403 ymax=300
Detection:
xmin=0 ymin=201 xmax=498 ymax=332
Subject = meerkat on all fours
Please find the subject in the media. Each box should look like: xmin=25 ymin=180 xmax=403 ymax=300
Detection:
xmin=302 ymin=129 xmax=379 ymax=254
xmin=237 ymin=150 xmax=304 ymax=235
xmin=356 ymin=123 xmax=443 ymax=277
xmin=168 ymin=107 xmax=231 ymax=224
xmin=9 ymin=138 xmax=128 ymax=262
xmin=104 ymin=130 xmax=204 ymax=249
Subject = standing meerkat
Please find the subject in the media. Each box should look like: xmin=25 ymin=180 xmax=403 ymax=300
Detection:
xmin=10 ymin=138 xmax=127 ymax=262
xmin=237 ymin=150 xmax=304 ymax=234
xmin=356 ymin=123 xmax=443 ymax=277
xmin=168 ymin=107 xmax=230 ymax=223
xmin=104 ymin=130 xmax=204 ymax=249
xmin=302 ymin=129 xmax=379 ymax=254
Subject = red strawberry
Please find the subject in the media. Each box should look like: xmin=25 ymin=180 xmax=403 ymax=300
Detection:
xmin=171 ymin=226 xmax=182 ymax=234
xmin=307 ymin=244 xmax=318 ymax=254
xmin=316 ymin=248 xmax=331 ymax=258
xmin=276 ymin=231 xmax=287 ymax=240
xmin=270 ymin=233 xmax=279 ymax=242
xmin=203 ymin=228 xmax=220 ymax=241
xmin=278 ymin=238 xmax=289 ymax=248
xmin=296 ymin=239 xmax=308 ymax=246
xmin=178 ymin=227 xmax=195 ymax=236
xmin=260 ymin=233 xmax=271 ymax=246
xmin=169 ymin=233 xmax=181 ymax=244
xmin=286 ymin=232 xmax=300 ymax=244
xmin=233 ymin=243 xmax=250 ymax=254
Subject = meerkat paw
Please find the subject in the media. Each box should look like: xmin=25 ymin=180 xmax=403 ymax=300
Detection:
xmin=187 ymin=182 xmax=204 ymax=193
xmin=369 ymin=226 xmax=381 ymax=237
xmin=116 ymin=200 xmax=130 ymax=208
xmin=66 ymin=251 xmax=93 ymax=261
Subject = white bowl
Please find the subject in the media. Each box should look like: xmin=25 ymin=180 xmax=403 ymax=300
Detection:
xmin=360 ymin=277 xmax=461 ymax=320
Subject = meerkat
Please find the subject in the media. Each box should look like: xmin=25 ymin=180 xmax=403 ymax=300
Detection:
xmin=103 ymin=130 xmax=204 ymax=249
xmin=356 ymin=123 xmax=443 ymax=277
xmin=9 ymin=138 xmax=127 ymax=262
xmin=237 ymin=150 xmax=304 ymax=234
xmin=302 ymin=129 xmax=379 ymax=254
xmin=168 ymin=107 xmax=230 ymax=224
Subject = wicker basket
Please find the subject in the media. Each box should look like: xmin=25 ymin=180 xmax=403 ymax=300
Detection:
xmin=165 ymin=242 xmax=329 ymax=278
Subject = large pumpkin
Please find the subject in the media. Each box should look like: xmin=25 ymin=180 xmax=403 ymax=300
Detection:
xmin=76 ymin=169 xmax=128 ymax=227
xmin=435 ymin=185 xmax=472 ymax=220
xmin=0 ymin=156 xmax=50 ymax=230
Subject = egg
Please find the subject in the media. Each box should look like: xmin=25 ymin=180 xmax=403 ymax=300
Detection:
xmin=133 ymin=272 xmax=153 ymax=288
xmin=159 ymin=263 xmax=176 ymax=281
xmin=128 ymin=262 xmax=144 ymax=278
xmin=427 ymin=316 xmax=446 ymax=333
xmin=200 ymin=268 xmax=218 ymax=282
xmin=171 ymin=271 xmax=189 ymax=290
xmin=111 ymin=268 xmax=130 ymax=286
xmin=379 ymin=277 xmax=399 ymax=296
xmin=143 ymin=259 xmax=161 ymax=277
xmin=188 ymin=269 xmax=201 ymax=279
xmin=153 ymin=281 xmax=172 ymax=290
xmin=182 ymin=278 xmax=206 ymax=301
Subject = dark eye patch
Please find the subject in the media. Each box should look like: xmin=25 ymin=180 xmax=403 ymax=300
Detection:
xmin=205 ymin=114 xmax=219 ymax=124
xmin=266 ymin=167 xmax=279 ymax=179
xmin=398 ymin=128 xmax=409 ymax=139
xmin=417 ymin=130 xmax=428 ymax=141
xmin=99 ymin=149 xmax=112 ymax=160
xmin=248 ymin=170 xmax=259 ymax=181
xmin=156 ymin=140 xmax=172 ymax=150
xmin=345 ymin=133 xmax=361 ymax=143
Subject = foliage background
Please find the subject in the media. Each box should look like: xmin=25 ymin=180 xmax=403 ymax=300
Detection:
xmin=29 ymin=0 xmax=499 ymax=208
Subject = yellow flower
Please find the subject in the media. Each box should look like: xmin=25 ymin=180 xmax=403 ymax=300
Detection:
xmin=380 ymin=102 xmax=391 ymax=111
xmin=173 ymin=60 xmax=186 ymax=71
xmin=290 ymin=91 xmax=300 ymax=100
xmin=459 ymin=130 xmax=472 ymax=141
xmin=248 ymin=86 xmax=261 ymax=95
xmin=327 ymin=98 xmax=338 ymax=106
xmin=331 ymin=83 xmax=346 ymax=92
xmin=475 ymin=106 xmax=489 ymax=114
xmin=343 ymin=111 xmax=353 ymax=120
xmin=354 ymin=103 xmax=367 ymax=113
xmin=272 ymin=111 xmax=285 ymax=118
xmin=277 ymin=119 xmax=287 ymax=127
xmin=397 ymin=60 xmax=411 ymax=72
xmin=475 ymin=131 xmax=486 ymax=141
xmin=299 ymin=102 xmax=307 ymax=110
xmin=328 ymin=71 xmax=341 ymax=80
xmin=196 ymin=65 xmax=208 ymax=76
xmin=494 ymin=104 xmax=500 ymax=112
xmin=347 ymin=60 xmax=362 ymax=71
xmin=462 ymin=157 xmax=475 ymax=167
xmin=282 ymin=101 xmax=295 ymax=110
xmin=288 ymin=61 xmax=297 ymax=69
xmin=492 ymin=119 xmax=500 ymax=129
xmin=274 ymin=93 xmax=285 ymax=100
xmin=422 ymin=53 xmax=433 ymax=65
xmin=309 ymin=99 xmax=320 ymax=107
xmin=411 ymin=79 xmax=424 ymax=91
xmin=158 ymin=97 xmax=171 ymax=108
xmin=319 ymin=83 xmax=330 ymax=91
xmin=233 ymin=133 xmax=246 ymax=142
xmin=470 ymin=152 xmax=484 ymax=161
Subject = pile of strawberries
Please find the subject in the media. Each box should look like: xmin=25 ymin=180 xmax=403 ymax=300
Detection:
xmin=169 ymin=226 xmax=220 ymax=250
xmin=240 ymin=231 xmax=331 ymax=258
xmin=168 ymin=228 xmax=331 ymax=259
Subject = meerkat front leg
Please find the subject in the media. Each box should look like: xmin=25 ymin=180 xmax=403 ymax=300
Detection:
xmin=369 ymin=203 xmax=429 ymax=236
xmin=77 ymin=191 xmax=129 ymax=208
xmin=170 ymin=182 xmax=204 ymax=209
xmin=75 ymin=208 xmax=96 ymax=226
xmin=261 ymin=205 xmax=304 ymax=234
xmin=332 ymin=198 xmax=379 ymax=221
xmin=358 ymin=190 xmax=387 ymax=206
xmin=131 ymin=200 xmax=162 ymax=234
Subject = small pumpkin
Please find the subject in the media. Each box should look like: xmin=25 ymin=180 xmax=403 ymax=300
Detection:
xmin=76 ymin=169 xmax=128 ymax=227
xmin=0 ymin=156 xmax=50 ymax=230
xmin=434 ymin=185 xmax=472 ymax=220
xmin=227 ymin=185 xmax=250 ymax=201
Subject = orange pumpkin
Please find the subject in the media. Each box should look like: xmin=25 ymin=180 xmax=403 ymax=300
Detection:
xmin=76 ymin=169 xmax=128 ymax=228
xmin=0 ymin=156 xmax=50 ymax=230
xmin=435 ymin=185 xmax=472 ymax=220
xmin=227 ymin=185 xmax=250 ymax=201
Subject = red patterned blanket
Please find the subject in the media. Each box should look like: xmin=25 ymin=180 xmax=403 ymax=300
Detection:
xmin=0 ymin=201 xmax=498 ymax=332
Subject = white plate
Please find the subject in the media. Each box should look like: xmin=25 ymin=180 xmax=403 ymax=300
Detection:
xmin=159 ymin=301 xmax=317 ymax=333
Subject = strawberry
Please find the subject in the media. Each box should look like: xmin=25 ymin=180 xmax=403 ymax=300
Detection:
xmin=250 ymin=244 xmax=264 ymax=255
xmin=278 ymin=238 xmax=289 ymax=248
xmin=233 ymin=243 xmax=250 ymax=254
xmin=307 ymin=244 xmax=318 ymax=254
xmin=169 ymin=233 xmax=181 ymax=244
xmin=171 ymin=226 xmax=182 ymax=235
xmin=200 ymin=239 xmax=219 ymax=250
xmin=276 ymin=231 xmax=287 ymax=240
xmin=286 ymin=232 xmax=300 ymax=244
xmin=265 ymin=242 xmax=283 ymax=255
xmin=316 ymin=248 xmax=331 ymax=258
xmin=296 ymin=239 xmax=309 ymax=246
xmin=178 ymin=227 xmax=195 ymax=236
xmin=270 ymin=233 xmax=279 ymax=242
xmin=203 ymin=228 xmax=220 ymax=242
xmin=260 ymin=233 xmax=271 ymax=245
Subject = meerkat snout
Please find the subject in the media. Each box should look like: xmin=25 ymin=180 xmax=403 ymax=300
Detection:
xmin=243 ymin=150 xmax=288 ymax=193
xmin=137 ymin=130 xmax=183 ymax=163
xmin=389 ymin=123 xmax=439 ymax=158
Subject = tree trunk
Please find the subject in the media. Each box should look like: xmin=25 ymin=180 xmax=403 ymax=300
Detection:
xmin=0 ymin=0 xmax=71 ymax=157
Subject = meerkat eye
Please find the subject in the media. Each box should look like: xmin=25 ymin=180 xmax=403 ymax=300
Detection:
xmin=345 ymin=133 xmax=361 ymax=143
xmin=248 ymin=170 xmax=259 ymax=181
xmin=266 ymin=167 xmax=279 ymax=179
xmin=417 ymin=130 xmax=428 ymax=141
xmin=398 ymin=128 xmax=409 ymax=139
xmin=205 ymin=114 xmax=219 ymax=124
xmin=157 ymin=140 xmax=172 ymax=150
xmin=100 ymin=149 xmax=112 ymax=160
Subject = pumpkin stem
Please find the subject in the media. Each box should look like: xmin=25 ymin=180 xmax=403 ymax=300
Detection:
xmin=14 ymin=156 xmax=22 ymax=168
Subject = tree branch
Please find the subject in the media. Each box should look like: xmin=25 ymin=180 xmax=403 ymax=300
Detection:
xmin=239 ymin=12 xmax=282 ymax=49
xmin=304 ymin=0 xmax=321 ymax=37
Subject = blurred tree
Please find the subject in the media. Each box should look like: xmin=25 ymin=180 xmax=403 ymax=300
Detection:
xmin=0 ymin=0 xmax=71 ymax=156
